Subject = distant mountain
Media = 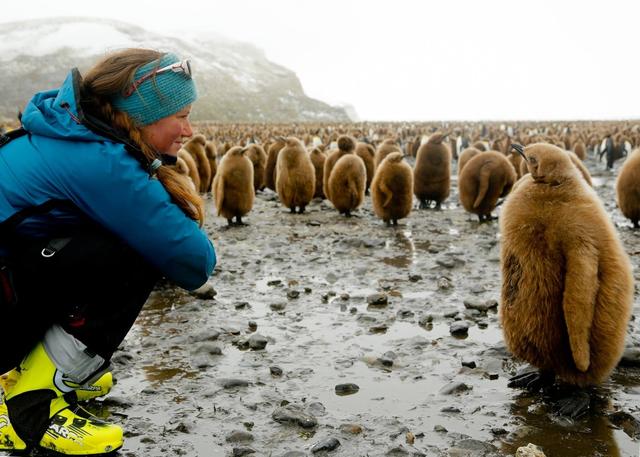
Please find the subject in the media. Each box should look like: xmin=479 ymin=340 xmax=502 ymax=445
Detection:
xmin=0 ymin=17 xmax=353 ymax=122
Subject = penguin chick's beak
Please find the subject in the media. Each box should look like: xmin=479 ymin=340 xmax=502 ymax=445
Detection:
xmin=511 ymin=143 xmax=527 ymax=162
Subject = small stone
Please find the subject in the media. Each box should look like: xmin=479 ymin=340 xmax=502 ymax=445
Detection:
xmin=248 ymin=321 xmax=257 ymax=331
xmin=434 ymin=424 xmax=448 ymax=432
xmin=272 ymin=405 xmax=318 ymax=428
xmin=463 ymin=298 xmax=498 ymax=312
xmin=339 ymin=423 xmax=363 ymax=434
xmin=439 ymin=382 xmax=471 ymax=395
xmin=232 ymin=447 xmax=256 ymax=457
xmin=369 ymin=324 xmax=388 ymax=333
xmin=310 ymin=437 xmax=340 ymax=453
xmin=190 ymin=282 xmax=217 ymax=299
xmin=378 ymin=351 xmax=397 ymax=367
xmin=267 ymin=279 xmax=282 ymax=286
xmin=515 ymin=443 xmax=546 ymax=457
xmin=340 ymin=293 xmax=350 ymax=300
xmin=397 ymin=310 xmax=414 ymax=319
xmin=437 ymin=277 xmax=452 ymax=290
xmin=235 ymin=301 xmax=249 ymax=309
xmin=409 ymin=274 xmax=422 ymax=282
xmin=485 ymin=372 xmax=499 ymax=380
xmin=287 ymin=289 xmax=300 ymax=299
xmin=248 ymin=334 xmax=268 ymax=350
xmin=220 ymin=379 xmax=250 ymax=389
xmin=419 ymin=315 xmax=434 ymax=326
xmin=226 ymin=430 xmax=254 ymax=443
xmin=270 ymin=366 xmax=283 ymax=377
xmin=450 ymin=321 xmax=469 ymax=336
xmin=304 ymin=287 xmax=312 ymax=293
xmin=349 ymin=307 xmax=357 ymax=314
xmin=461 ymin=360 xmax=476 ymax=369
xmin=335 ymin=383 xmax=359 ymax=396
xmin=270 ymin=303 xmax=286 ymax=311
xmin=367 ymin=293 xmax=388 ymax=306
xmin=491 ymin=428 xmax=508 ymax=436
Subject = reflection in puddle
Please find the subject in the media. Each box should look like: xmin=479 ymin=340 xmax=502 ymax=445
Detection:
xmin=142 ymin=365 xmax=198 ymax=384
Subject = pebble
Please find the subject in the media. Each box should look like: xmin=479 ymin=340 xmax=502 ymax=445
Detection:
xmin=248 ymin=321 xmax=257 ymax=331
xmin=339 ymin=423 xmax=363 ymax=434
xmin=310 ymin=437 xmax=340 ymax=453
xmin=449 ymin=321 xmax=469 ymax=336
xmin=235 ymin=301 xmax=249 ymax=309
xmin=287 ymin=289 xmax=300 ymax=299
xmin=281 ymin=452 xmax=306 ymax=457
xmin=270 ymin=366 xmax=283 ymax=377
xmin=272 ymin=405 xmax=318 ymax=428
xmin=437 ymin=277 xmax=452 ymax=290
xmin=232 ymin=447 xmax=256 ymax=457
xmin=248 ymin=334 xmax=268 ymax=350
xmin=439 ymin=382 xmax=472 ymax=395
xmin=226 ymin=430 xmax=254 ymax=443
xmin=270 ymin=303 xmax=286 ymax=311
xmin=367 ymin=293 xmax=388 ymax=306
xmin=461 ymin=359 xmax=476 ymax=369
xmin=220 ymin=379 xmax=250 ymax=389
xmin=515 ymin=443 xmax=546 ymax=457
xmin=419 ymin=315 xmax=434 ymax=326
xmin=608 ymin=411 xmax=640 ymax=439
xmin=378 ymin=351 xmax=397 ymax=367
xmin=434 ymin=424 xmax=447 ymax=432
xmin=335 ymin=383 xmax=359 ymax=395
xmin=463 ymin=298 xmax=498 ymax=312
xmin=190 ymin=282 xmax=217 ymax=299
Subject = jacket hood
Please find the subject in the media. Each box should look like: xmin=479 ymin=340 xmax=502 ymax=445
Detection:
xmin=21 ymin=70 xmax=110 ymax=143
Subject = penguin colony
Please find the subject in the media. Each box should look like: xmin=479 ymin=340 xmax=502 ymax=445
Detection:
xmin=173 ymin=121 xmax=640 ymax=397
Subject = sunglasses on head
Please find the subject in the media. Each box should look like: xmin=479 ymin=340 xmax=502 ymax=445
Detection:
xmin=123 ymin=59 xmax=192 ymax=97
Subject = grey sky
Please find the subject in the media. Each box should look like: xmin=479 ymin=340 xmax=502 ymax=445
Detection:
xmin=3 ymin=0 xmax=638 ymax=121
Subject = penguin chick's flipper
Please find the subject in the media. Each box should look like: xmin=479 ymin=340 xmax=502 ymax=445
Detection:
xmin=553 ymin=390 xmax=591 ymax=419
xmin=508 ymin=367 xmax=555 ymax=391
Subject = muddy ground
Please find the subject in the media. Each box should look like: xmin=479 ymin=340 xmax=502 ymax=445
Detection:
xmin=89 ymin=154 xmax=640 ymax=457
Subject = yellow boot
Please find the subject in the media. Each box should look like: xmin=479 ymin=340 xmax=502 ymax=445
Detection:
xmin=2 ymin=368 xmax=113 ymax=402
xmin=5 ymin=343 xmax=123 ymax=455
xmin=0 ymin=392 xmax=27 ymax=452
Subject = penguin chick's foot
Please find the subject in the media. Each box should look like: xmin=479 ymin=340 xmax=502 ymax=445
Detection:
xmin=508 ymin=367 xmax=554 ymax=392
xmin=553 ymin=390 xmax=591 ymax=419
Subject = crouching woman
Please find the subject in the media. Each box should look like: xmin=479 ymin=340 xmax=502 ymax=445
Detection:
xmin=0 ymin=48 xmax=216 ymax=454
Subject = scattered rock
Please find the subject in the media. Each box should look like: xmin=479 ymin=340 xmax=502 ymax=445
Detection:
xmin=270 ymin=366 xmax=283 ymax=377
xmin=367 ymin=293 xmax=388 ymax=306
xmin=226 ymin=430 xmax=254 ymax=443
xmin=232 ymin=447 xmax=256 ymax=457
xmin=248 ymin=334 xmax=268 ymax=350
xmin=335 ymin=383 xmax=359 ymax=396
xmin=339 ymin=423 xmax=363 ymax=434
xmin=434 ymin=424 xmax=447 ymax=433
xmin=220 ymin=379 xmax=250 ymax=389
xmin=272 ymin=405 xmax=318 ymax=428
xmin=439 ymin=382 xmax=472 ymax=395
xmin=287 ymin=289 xmax=300 ymax=299
xmin=515 ymin=443 xmax=546 ymax=457
xmin=450 ymin=321 xmax=469 ymax=336
xmin=463 ymin=298 xmax=498 ymax=312
xmin=608 ymin=411 xmax=640 ymax=439
xmin=378 ymin=351 xmax=397 ymax=367
xmin=190 ymin=282 xmax=217 ymax=299
xmin=310 ymin=437 xmax=340 ymax=453
xmin=461 ymin=359 xmax=476 ymax=369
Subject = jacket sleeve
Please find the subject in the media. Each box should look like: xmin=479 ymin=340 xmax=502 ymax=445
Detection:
xmin=56 ymin=142 xmax=216 ymax=290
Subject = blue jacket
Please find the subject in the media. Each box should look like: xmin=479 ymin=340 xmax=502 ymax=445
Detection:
xmin=0 ymin=71 xmax=216 ymax=290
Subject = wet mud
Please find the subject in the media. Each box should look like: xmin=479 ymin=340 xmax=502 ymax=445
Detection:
xmin=93 ymin=155 xmax=640 ymax=457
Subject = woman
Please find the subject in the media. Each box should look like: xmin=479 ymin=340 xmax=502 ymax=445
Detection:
xmin=0 ymin=49 xmax=216 ymax=454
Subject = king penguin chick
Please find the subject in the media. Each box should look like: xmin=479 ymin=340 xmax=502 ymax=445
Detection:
xmin=500 ymin=143 xmax=633 ymax=417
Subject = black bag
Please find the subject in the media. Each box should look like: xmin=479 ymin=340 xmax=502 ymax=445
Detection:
xmin=0 ymin=259 xmax=17 ymax=309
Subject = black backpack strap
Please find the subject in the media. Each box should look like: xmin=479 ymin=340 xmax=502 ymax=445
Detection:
xmin=0 ymin=200 xmax=74 ymax=238
xmin=0 ymin=127 xmax=28 ymax=148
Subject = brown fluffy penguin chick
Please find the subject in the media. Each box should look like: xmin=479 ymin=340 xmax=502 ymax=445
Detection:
xmin=374 ymin=138 xmax=402 ymax=169
xmin=519 ymin=148 xmax=592 ymax=186
xmin=371 ymin=152 xmax=414 ymax=225
xmin=567 ymin=150 xmax=592 ymax=186
xmin=500 ymin=143 xmax=633 ymax=391
xmin=212 ymin=146 xmax=255 ymax=226
xmin=174 ymin=157 xmax=197 ymax=191
xmin=355 ymin=142 xmax=376 ymax=194
xmin=265 ymin=139 xmax=286 ymax=191
xmin=205 ymin=140 xmax=217 ymax=192
xmin=310 ymin=147 xmax=327 ymax=198
xmin=458 ymin=147 xmax=482 ymax=176
xmin=573 ymin=140 xmax=587 ymax=160
xmin=328 ymin=155 xmax=367 ymax=216
xmin=616 ymin=148 xmax=640 ymax=228
xmin=178 ymin=148 xmax=200 ymax=192
xmin=323 ymin=135 xmax=356 ymax=201
xmin=183 ymin=134 xmax=212 ymax=193
xmin=276 ymin=137 xmax=316 ymax=214
xmin=245 ymin=144 xmax=268 ymax=191
xmin=413 ymin=133 xmax=451 ymax=209
xmin=508 ymin=149 xmax=525 ymax=179
xmin=459 ymin=151 xmax=516 ymax=222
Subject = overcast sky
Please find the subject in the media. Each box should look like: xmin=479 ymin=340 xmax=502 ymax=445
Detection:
xmin=3 ymin=0 xmax=638 ymax=121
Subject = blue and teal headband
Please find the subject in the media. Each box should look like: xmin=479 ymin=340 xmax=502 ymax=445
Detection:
xmin=112 ymin=53 xmax=197 ymax=126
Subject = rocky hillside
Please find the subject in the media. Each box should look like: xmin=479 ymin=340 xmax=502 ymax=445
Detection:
xmin=0 ymin=17 xmax=352 ymax=122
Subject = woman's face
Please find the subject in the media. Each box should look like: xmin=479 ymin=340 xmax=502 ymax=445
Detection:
xmin=141 ymin=105 xmax=193 ymax=156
